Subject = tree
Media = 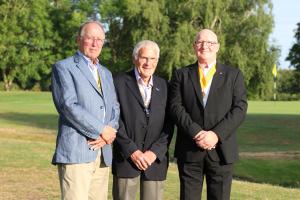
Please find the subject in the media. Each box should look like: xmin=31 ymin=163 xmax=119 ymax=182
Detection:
xmin=99 ymin=0 xmax=170 ymax=74
xmin=286 ymin=22 xmax=300 ymax=94
xmin=101 ymin=0 xmax=278 ymax=99
xmin=49 ymin=0 xmax=98 ymax=60
xmin=0 ymin=0 xmax=55 ymax=90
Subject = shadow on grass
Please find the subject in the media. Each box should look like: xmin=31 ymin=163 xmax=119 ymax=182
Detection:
xmin=168 ymin=113 xmax=300 ymax=188
xmin=238 ymin=113 xmax=300 ymax=152
xmin=234 ymin=158 xmax=300 ymax=188
xmin=0 ymin=112 xmax=58 ymax=131
xmin=169 ymin=113 xmax=300 ymax=156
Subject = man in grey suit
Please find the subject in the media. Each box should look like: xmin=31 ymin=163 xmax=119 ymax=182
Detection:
xmin=51 ymin=20 xmax=120 ymax=200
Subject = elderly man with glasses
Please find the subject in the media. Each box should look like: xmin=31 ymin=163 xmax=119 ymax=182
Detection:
xmin=111 ymin=40 xmax=173 ymax=200
xmin=51 ymin=20 xmax=119 ymax=200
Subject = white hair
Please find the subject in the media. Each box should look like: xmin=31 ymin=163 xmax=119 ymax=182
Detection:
xmin=132 ymin=40 xmax=160 ymax=60
xmin=78 ymin=20 xmax=105 ymax=37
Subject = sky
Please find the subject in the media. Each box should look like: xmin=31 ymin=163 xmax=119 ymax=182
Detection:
xmin=271 ymin=0 xmax=300 ymax=69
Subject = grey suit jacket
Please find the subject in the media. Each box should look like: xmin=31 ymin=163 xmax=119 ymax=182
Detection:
xmin=51 ymin=51 xmax=120 ymax=166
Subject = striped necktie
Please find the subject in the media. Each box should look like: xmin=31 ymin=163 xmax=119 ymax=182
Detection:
xmin=95 ymin=68 xmax=103 ymax=95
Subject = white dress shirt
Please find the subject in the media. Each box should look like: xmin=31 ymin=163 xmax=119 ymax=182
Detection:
xmin=134 ymin=67 xmax=153 ymax=108
xmin=199 ymin=61 xmax=216 ymax=107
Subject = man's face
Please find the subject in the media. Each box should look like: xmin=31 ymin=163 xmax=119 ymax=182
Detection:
xmin=134 ymin=47 xmax=158 ymax=81
xmin=77 ymin=23 xmax=105 ymax=61
xmin=193 ymin=30 xmax=220 ymax=64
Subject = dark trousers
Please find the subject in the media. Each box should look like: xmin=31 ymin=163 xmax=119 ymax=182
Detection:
xmin=177 ymin=153 xmax=233 ymax=200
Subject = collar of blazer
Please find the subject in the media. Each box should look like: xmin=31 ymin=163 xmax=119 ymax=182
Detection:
xmin=189 ymin=61 xmax=225 ymax=106
xmin=125 ymin=70 xmax=163 ymax=110
xmin=74 ymin=52 xmax=103 ymax=97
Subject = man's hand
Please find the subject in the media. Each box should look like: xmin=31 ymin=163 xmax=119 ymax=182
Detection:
xmin=194 ymin=130 xmax=218 ymax=150
xmin=143 ymin=151 xmax=157 ymax=166
xmin=130 ymin=150 xmax=149 ymax=171
xmin=193 ymin=130 xmax=206 ymax=141
xmin=88 ymin=137 xmax=106 ymax=150
xmin=101 ymin=125 xmax=117 ymax=144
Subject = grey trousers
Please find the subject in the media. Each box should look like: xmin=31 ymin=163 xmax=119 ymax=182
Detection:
xmin=112 ymin=176 xmax=164 ymax=200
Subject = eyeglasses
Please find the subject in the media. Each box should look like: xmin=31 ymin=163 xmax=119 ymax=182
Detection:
xmin=82 ymin=36 xmax=105 ymax=45
xmin=138 ymin=56 xmax=158 ymax=63
xmin=195 ymin=41 xmax=218 ymax=47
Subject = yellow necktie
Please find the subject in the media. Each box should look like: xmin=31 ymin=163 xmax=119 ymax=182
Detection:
xmin=198 ymin=64 xmax=216 ymax=95
xmin=96 ymin=71 xmax=103 ymax=94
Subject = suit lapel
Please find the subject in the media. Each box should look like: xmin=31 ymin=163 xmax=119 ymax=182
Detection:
xmin=206 ymin=63 xmax=225 ymax=105
xmin=74 ymin=53 xmax=102 ymax=96
xmin=148 ymin=76 xmax=162 ymax=125
xmin=189 ymin=63 xmax=204 ymax=106
xmin=125 ymin=70 xmax=145 ymax=107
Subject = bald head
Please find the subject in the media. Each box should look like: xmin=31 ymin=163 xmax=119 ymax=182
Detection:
xmin=76 ymin=21 xmax=105 ymax=62
xmin=193 ymin=29 xmax=220 ymax=64
xmin=195 ymin=29 xmax=218 ymax=43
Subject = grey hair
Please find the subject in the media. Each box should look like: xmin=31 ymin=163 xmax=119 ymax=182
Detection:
xmin=78 ymin=20 xmax=105 ymax=37
xmin=132 ymin=40 xmax=160 ymax=60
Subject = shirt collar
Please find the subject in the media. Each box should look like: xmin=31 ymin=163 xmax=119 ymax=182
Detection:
xmin=77 ymin=50 xmax=99 ymax=68
xmin=199 ymin=60 xmax=216 ymax=70
xmin=134 ymin=67 xmax=153 ymax=87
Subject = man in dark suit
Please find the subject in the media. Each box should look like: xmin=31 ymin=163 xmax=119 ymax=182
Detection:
xmin=112 ymin=40 xmax=173 ymax=200
xmin=169 ymin=29 xmax=248 ymax=200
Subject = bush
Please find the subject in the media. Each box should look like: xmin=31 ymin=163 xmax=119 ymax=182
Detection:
xmin=0 ymin=82 xmax=21 ymax=91
xmin=276 ymin=92 xmax=300 ymax=101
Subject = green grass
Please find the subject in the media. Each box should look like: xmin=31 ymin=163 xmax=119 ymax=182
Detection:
xmin=0 ymin=92 xmax=57 ymax=130
xmin=238 ymin=114 xmax=300 ymax=152
xmin=1 ymin=132 xmax=300 ymax=199
xmin=239 ymin=101 xmax=300 ymax=152
xmin=235 ymin=158 xmax=300 ymax=187
xmin=0 ymin=92 xmax=300 ymax=199
xmin=247 ymin=101 xmax=300 ymax=115
xmin=234 ymin=101 xmax=300 ymax=188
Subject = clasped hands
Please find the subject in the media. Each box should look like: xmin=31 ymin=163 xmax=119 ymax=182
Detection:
xmin=193 ymin=130 xmax=218 ymax=150
xmin=88 ymin=125 xmax=117 ymax=150
xmin=130 ymin=150 xmax=157 ymax=171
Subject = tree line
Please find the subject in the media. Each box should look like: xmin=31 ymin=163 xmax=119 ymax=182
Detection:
xmin=0 ymin=0 xmax=298 ymax=99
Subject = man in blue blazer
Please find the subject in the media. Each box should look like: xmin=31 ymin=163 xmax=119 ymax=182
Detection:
xmin=51 ymin=20 xmax=119 ymax=200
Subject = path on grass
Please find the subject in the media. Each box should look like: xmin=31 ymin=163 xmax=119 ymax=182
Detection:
xmin=240 ymin=151 xmax=300 ymax=159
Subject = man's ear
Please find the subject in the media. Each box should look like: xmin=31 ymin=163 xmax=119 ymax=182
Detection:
xmin=215 ymin=43 xmax=220 ymax=53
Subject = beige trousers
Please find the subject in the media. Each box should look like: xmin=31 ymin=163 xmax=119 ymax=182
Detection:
xmin=58 ymin=151 xmax=109 ymax=200
xmin=113 ymin=176 xmax=164 ymax=200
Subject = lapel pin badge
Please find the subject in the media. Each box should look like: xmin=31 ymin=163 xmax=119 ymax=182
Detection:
xmin=155 ymin=87 xmax=160 ymax=91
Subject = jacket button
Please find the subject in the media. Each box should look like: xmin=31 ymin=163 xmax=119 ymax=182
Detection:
xmin=100 ymin=106 xmax=104 ymax=109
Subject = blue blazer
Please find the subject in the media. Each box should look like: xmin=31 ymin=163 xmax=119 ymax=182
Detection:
xmin=51 ymin=51 xmax=120 ymax=166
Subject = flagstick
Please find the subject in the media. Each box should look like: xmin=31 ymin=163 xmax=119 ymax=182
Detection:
xmin=273 ymin=79 xmax=277 ymax=101
xmin=272 ymin=64 xmax=277 ymax=101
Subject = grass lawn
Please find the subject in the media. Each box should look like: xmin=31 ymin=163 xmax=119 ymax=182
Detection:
xmin=0 ymin=92 xmax=300 ymax=199
xmin=1 ymin=129 xmax=299 ymax=200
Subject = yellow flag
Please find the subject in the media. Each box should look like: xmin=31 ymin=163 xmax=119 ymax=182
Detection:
xmin=272 ymin=64 xmax=277 ymax=78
